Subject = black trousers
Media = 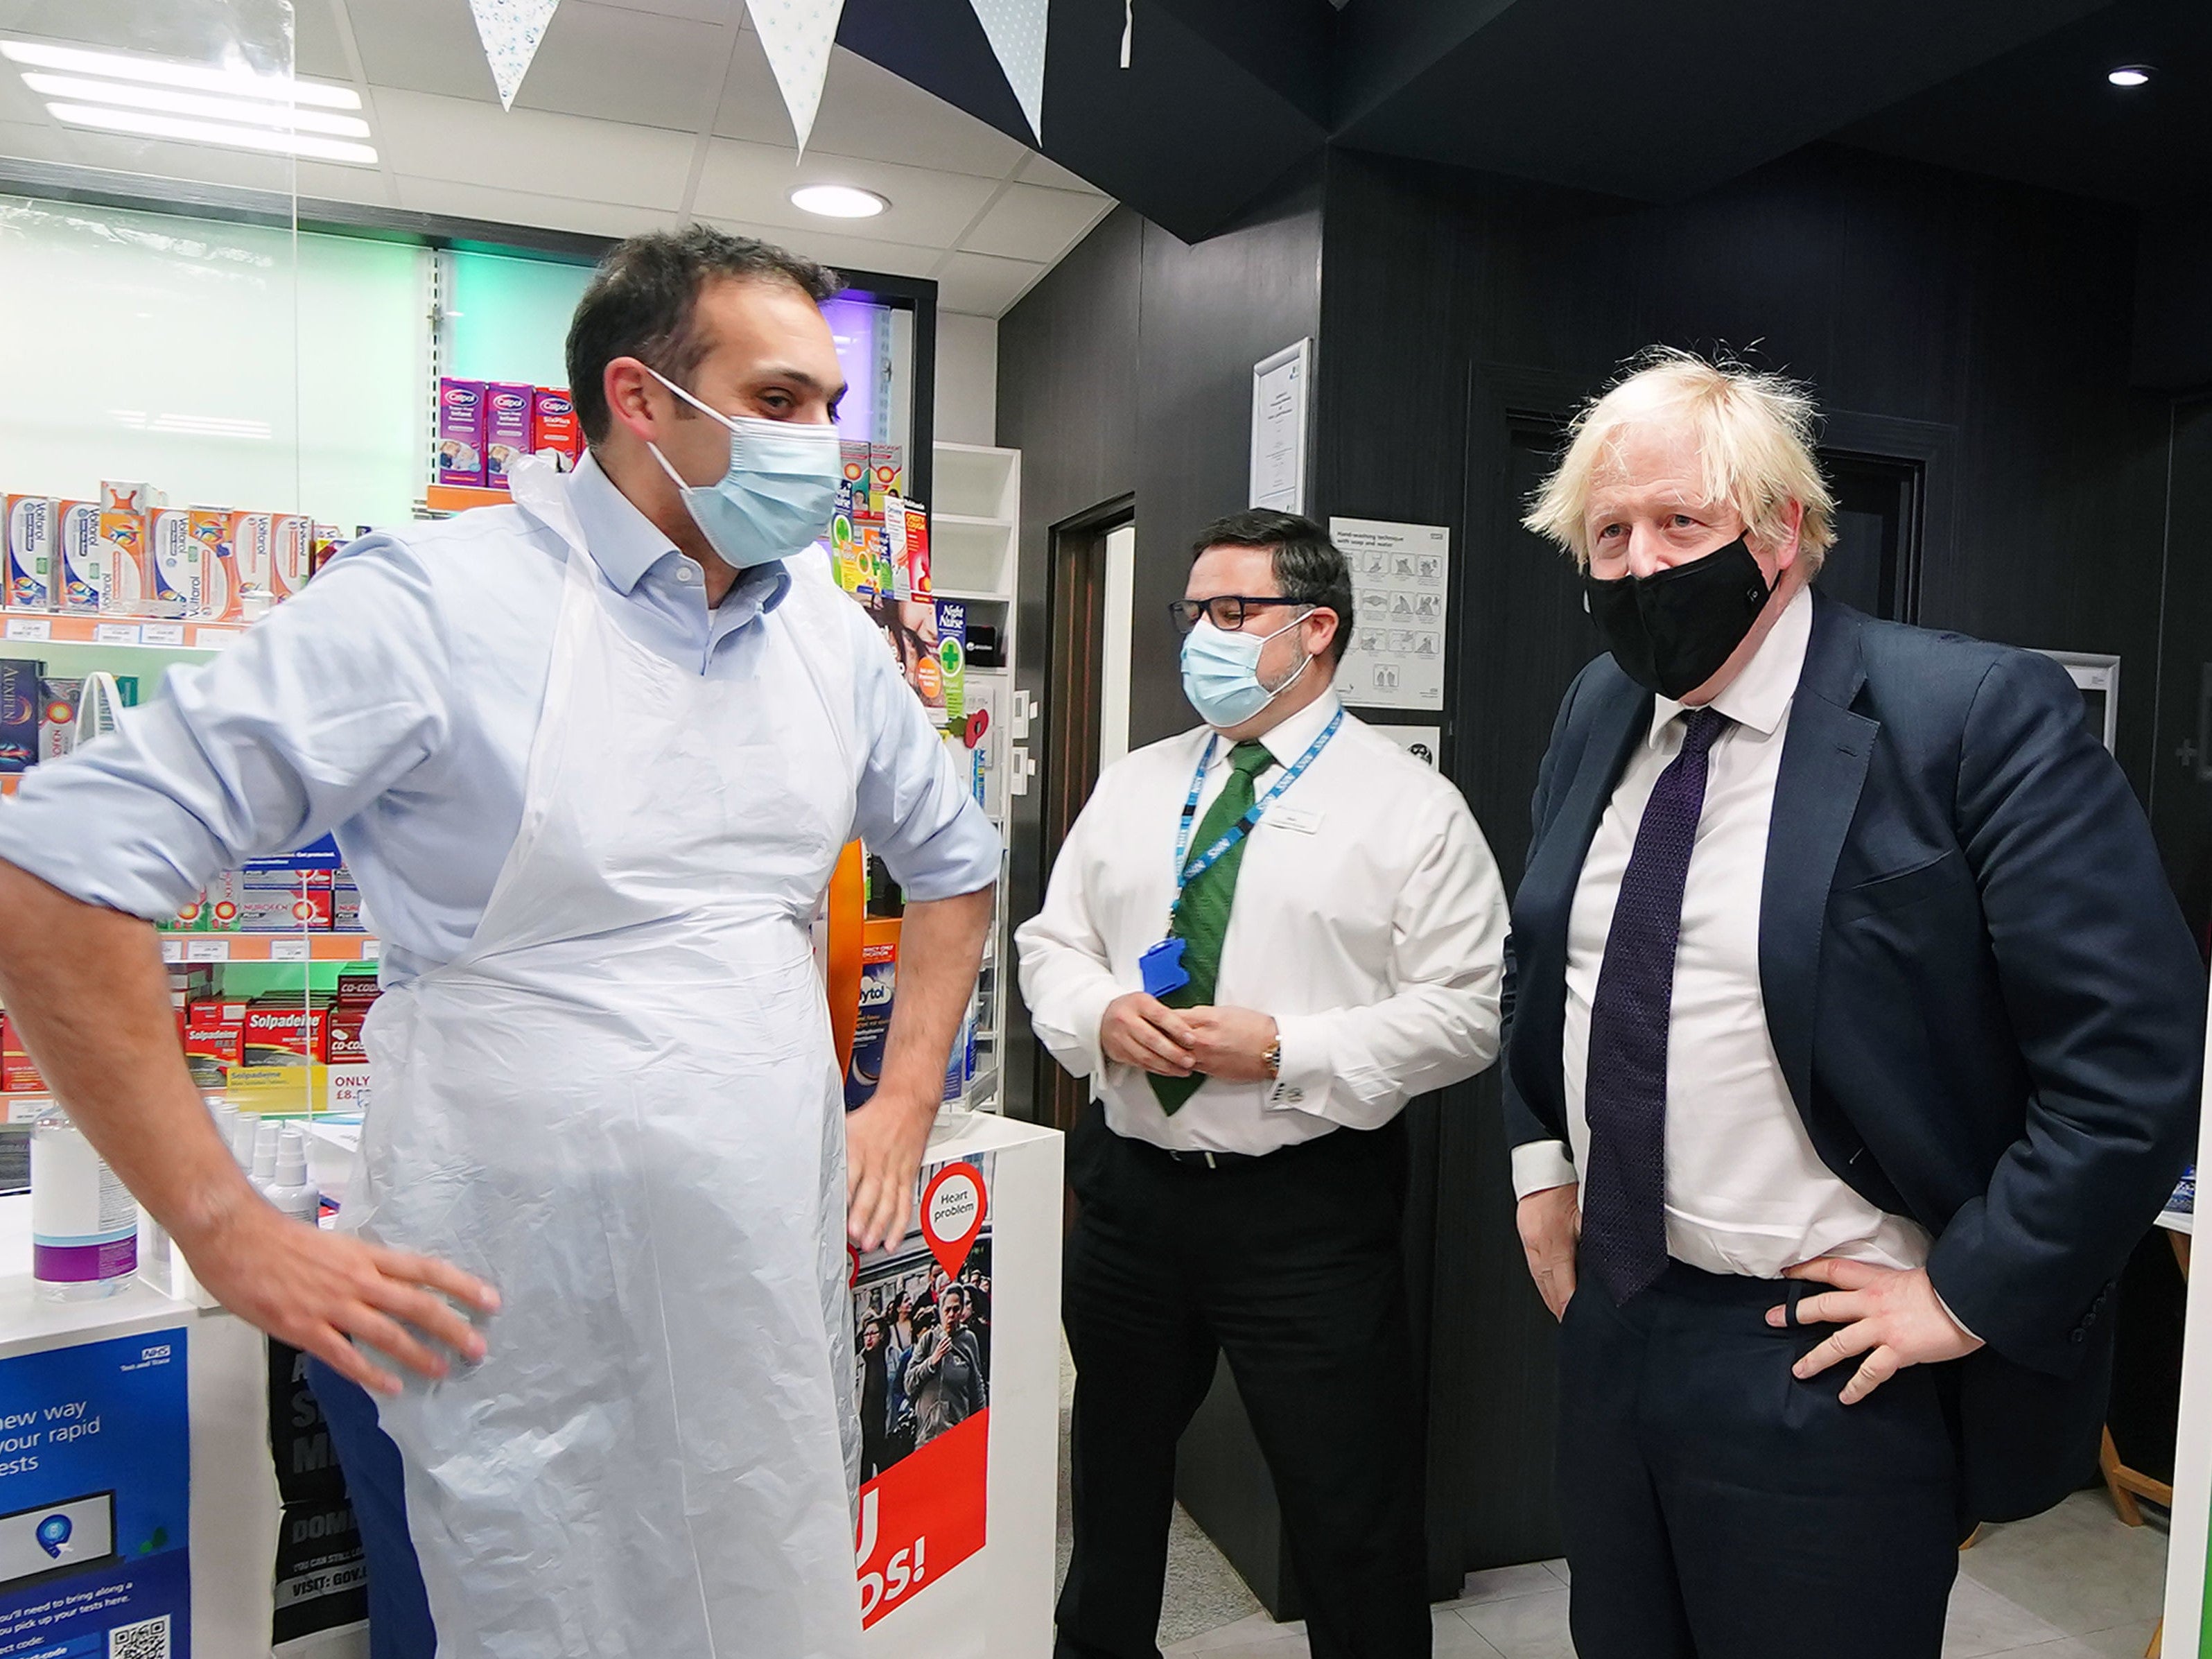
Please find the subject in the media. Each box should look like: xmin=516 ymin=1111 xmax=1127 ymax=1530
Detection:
xmin=1558 ymin=1262 xmax=1962 ymax=1659
xmin=1056 ymin=1107 xmax=1429 ymax=1659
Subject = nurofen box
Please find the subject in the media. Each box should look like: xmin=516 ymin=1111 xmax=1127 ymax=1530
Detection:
xmin=484 ymin=382 xmax=534 ymax=486
xmin=146 ymin=505 xmax=202 ymax=616
xmin=437 ymin=379 xmax=485 ymax=487
xmin=55 ymin=500 xmax=106 ymax=613
xmin=0 ymin=657 xmax=40 ymax=773
xmin=189 ymin=507 xmax=243 ymax=620
xmin=270 ymin=514 xmax=311 ymax=600
xmin=3 ymin=495 xmax=53 ymax=609
xmin=844 ymin=918 xmax=900 ymax=1111
xmin=37 ymin=677 xmax=80 ymax=763
xmin=227 ymin=511 xmax=273 ymax=597
xmin=531 ymin=386 xmax=582 ymax=471
xmin=236 ymin=867 xmax=333 ymax=932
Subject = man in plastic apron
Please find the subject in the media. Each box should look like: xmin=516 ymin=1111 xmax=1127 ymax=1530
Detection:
xmin=0 ymin=228 xmax=1000 ymax=1658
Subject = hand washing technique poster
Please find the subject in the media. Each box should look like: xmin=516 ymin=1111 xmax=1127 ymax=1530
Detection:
xmin=0 ymin=1327 xmax=189 ymax=1659
xmin=851 ymin=1154 xmax=995 ymax=1629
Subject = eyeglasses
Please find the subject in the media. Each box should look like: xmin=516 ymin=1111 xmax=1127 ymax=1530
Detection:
xmin=1167 ymin=596 xmax=1314 ymax=634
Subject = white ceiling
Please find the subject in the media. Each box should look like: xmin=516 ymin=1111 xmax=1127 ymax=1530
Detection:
xmin=0 ymin=0 xmax=1116 ymax=317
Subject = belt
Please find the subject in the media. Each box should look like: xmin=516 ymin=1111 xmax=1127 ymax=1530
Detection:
xmin=1158 ymin=1145 xmax=1265 ymax=1170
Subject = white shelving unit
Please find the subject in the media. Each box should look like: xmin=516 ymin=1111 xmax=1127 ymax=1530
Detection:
xmin=932 ymin=441 xmax=1020 ymax=1115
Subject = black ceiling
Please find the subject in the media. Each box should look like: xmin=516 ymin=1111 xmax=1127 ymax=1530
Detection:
xmin=839 ymin=0 xmax=2212 ymax=244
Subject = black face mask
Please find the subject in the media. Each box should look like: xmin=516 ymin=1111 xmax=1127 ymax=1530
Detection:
xmin=1583 ymin=537 xmax=1772 ymax=700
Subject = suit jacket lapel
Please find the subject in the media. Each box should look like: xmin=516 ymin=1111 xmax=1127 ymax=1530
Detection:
xmin=1759 ymin=593 xmax=1877 ymax=1118
xmin=1515 ymin=672 xmax=1648 ymax=1135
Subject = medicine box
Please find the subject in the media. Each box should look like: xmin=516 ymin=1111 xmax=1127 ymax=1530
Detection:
xmin=0 ymin=1015 xmax=44 ymax=1094
xmin=0 ymin=657 xmax=40 ymax=773
xmin=55 ymin=501 xmax=105 ymax=614
xmin=3 ymin=496 xmax=53 ymax=609
xmin=532 ymin=388 xmax=582 ymax=471
xmin=844 ymin=918 xmax=901 ymax=1111
xmin=146 ymin=505 xmax=200 ymax=617
xmin=189 ymin=508 xmax=241 ymax=620
xmin=484 ymin=383 xmax=534 ymax=486
xmin=227 ymin=512 xmax=273 ymax=597
xmin=438 ymin=379 xmax=486 ymax=487
xmin=270 ymin=514 xmax=311 ymax=601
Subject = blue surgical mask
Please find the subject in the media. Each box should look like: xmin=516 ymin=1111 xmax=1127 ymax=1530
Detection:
xmin=1180 ymin=612 xmax=1313 ymax=729
xmin=645 ymin=367 xmax=841 ymax=570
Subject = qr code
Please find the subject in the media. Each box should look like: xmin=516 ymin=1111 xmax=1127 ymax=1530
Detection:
xmin=109 ymin=1615 xmax=171 ymax=1659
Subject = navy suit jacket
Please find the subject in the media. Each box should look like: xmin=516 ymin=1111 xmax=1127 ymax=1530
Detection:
xmin=1504 ymin=591 xmax=2204 ymax=1522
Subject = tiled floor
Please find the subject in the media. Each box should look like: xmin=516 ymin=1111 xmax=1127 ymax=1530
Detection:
xmin=1158 ymin=1493 xmax=2170 ymax=1659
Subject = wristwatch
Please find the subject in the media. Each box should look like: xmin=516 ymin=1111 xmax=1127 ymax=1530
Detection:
xmin=1262 ymin=1034 xmax=1282 ymax=1081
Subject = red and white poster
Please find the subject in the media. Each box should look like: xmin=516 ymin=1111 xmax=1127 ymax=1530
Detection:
xmin=851 ymin=1153 xmax=995 ymax=1628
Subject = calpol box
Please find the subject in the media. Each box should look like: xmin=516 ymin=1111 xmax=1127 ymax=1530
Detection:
xmin=483 ymin=382 xmax=534 ymax=487
xmin=146 ymin=505 xmax=202 ymax=617
xmin=55 ymin=500 xmax=106 ymax=614
xmin=98 ymin=480 xmax=158 ymax=614
xmin=189 ymin=507 xmax=243 ymax=620
xmin=3 ymin=495 xmax=54 ymax=609
xmin=532 ymin=387 xmax=582 ymax=471
xmin=270 ymin=514 xmax=311 ymax=600
xmin=437 ymin=379 xmax=486 ymax=487
xmin=0 ymin=657 xmax=40 ymax=772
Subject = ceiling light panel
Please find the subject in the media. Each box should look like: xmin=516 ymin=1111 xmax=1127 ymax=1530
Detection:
xmin=790 ymin=183 xmax=890 ymax=218
xmin=46 ymin=103 xmax=378 ymax=166
xmin=21 ymin=73 xmax=372 ymax=137
xmin=1 ymin=39 xmax=361 ymax=108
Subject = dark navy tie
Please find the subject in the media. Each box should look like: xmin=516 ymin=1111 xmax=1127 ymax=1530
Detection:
xmin=1580 ymin=706 xmax=1732 ymax=1305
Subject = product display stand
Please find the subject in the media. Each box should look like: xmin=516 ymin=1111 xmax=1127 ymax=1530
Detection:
xmin=858 ymin=1109 xmax=1061 ymax=1657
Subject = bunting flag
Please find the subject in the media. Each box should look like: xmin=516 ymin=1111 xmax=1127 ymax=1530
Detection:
xmin=467 ymin=0 xmax=563 ymax=110
xmin=747 ymin=0 xmax=848 ymax=155
xmin=968 ymin=0 xmax=1048 ymax=141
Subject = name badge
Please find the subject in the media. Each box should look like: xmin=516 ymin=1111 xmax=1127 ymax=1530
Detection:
xmin=1267 ymin=806 xmax=1323 ymax=835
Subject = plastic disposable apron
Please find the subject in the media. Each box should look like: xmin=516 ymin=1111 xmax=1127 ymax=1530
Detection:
xmin=344 ymin=464 xmax=865 ymax=1658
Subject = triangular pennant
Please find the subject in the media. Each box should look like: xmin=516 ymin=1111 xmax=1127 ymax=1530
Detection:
xmin=746 ymin=0 xmax=848 ymax=156
xmin=968 ymin=0 xmax=1048 ymax=142
xmin=467 ymin=0 xmax=563 ymax=111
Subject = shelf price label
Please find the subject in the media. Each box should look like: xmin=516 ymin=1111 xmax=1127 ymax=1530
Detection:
xmin=141 ymin=623 xmax=186 ymax=647
xmin=185 ymin=939 xmax=231 ymax=962
xmin=5 ymin=619 xmax=51 ymax=642
xmin=159 ymin=938 xmax=184 ymax=964
xmin=94 ymin=623 xmax=141 ymax=645
xmin=270 ymin=938 xmax=311 ymax=963
xmin=198 ymin=627 xmax=243 ymax=650
xmin=359 ymin=937 xmax=381 ymax=961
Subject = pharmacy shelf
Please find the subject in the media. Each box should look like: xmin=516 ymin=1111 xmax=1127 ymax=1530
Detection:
xmin=0 ymin=611 xmax=246 ymax=652
xmin=932 ymin=587 xmax=1013 ymax=605
xmin=157 ymin=932 xmax=379 ymax=964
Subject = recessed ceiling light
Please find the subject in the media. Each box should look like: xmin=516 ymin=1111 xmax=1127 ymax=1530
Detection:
xmin=2109 ymin=64 xmax=2154 ymax=87
xmin=1 ymin=39 xmax=362 ymax=109
xmin=21 ymin=73 xmax=372 ymax=137
xmin=46 ymin=103 xmax=378 ymax=166
xmin=790 ymin=184 xmax=889 ymax=220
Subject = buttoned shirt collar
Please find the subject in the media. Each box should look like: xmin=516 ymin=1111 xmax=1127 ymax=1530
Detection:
xmin=564 ymin=449 xmax=791 ymax=614
xmin=1217 ymin=687 xmax=1343 ymax=771
xmin=1647 ymin=582 xmax=1813 ymax=747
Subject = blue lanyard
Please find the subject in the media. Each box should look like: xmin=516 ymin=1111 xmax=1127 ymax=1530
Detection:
xmin=1170 ymin=710 xmax=1343 ymax=912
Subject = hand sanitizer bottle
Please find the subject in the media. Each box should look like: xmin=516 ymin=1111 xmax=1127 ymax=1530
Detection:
xmin=261 ymin=1127 xmax=319 ymax=1224
xmin=31 ymin=1105 xmax=136 ymax=1301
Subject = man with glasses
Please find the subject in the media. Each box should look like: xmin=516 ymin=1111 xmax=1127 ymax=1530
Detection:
xmin=1018 ymin=510 xmax=1509 ymax=1658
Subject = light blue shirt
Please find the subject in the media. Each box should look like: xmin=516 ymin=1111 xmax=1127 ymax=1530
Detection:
xmin=0 ymin=455 xmax=1000 ymax=984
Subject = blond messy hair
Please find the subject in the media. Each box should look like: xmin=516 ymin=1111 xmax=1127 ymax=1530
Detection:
xmin=1523 ymin=347 xmax=1837 ymax=574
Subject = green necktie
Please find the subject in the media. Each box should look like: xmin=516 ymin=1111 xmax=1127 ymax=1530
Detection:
xmin=1151 ymin=739 xmax=1275 ymax=1114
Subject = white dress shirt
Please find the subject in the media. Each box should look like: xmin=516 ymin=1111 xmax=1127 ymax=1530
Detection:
xmin=0 ymin=454 xmax=1000 ymax=984
xmin=1511 ymin=588 xmax=1931 ymax=1277
xmin=1017 ymin=692 xmax=1509 ymax=1156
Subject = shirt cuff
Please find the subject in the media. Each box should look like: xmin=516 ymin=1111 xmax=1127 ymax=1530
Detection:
xmin=1264 ymin=1014 xmax=1330 ymax=1111
xmin=1511 ymin=1140 xmax=1579 ymax=1200
xmin=1933 ymin=1288 xmax=1980 ymax=1344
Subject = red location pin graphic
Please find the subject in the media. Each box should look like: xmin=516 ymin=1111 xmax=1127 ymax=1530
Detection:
xmin=920 ymin=1161 xmax=988 ymax=1280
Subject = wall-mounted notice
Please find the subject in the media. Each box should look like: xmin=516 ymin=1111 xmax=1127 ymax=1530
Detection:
xmin=1331 ymin=517 xmax=1449 ymax=711
xmin=1249 ymin=340 xmax=1310 ymax=514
